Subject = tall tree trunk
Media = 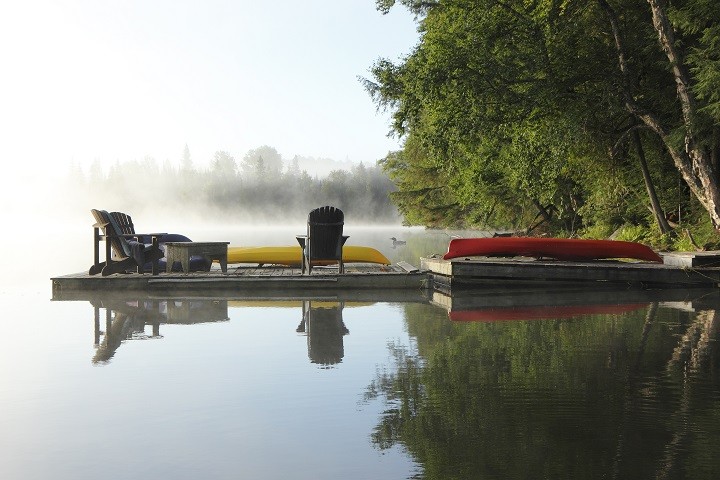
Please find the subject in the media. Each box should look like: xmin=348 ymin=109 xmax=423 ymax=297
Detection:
xmin=598 ymin=0 xmax=720 ymax=230
xmin=633 ymin=130 xmax=673 ymax=234
xmin=646 ymin=0 xmax=720 ymax=228
xmin=712 ymin=126 xmax=720 ymax=183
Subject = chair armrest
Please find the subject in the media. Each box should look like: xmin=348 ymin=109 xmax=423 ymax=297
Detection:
xmin=130 ymin=232 xmax=167 ymax=237
xmin=106 ymin=232 xmax=166 ymax=239
xmin=133 ymin=233 xmax=167 ymax=246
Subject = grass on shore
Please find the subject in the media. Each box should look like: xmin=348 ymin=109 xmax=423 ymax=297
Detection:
xmin=581 ymin=219 xmax=720 ymax=252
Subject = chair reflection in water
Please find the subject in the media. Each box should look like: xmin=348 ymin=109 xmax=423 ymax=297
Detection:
xmin=296 ymin=301 xmax=349 ymax=366
xmin=91 ymin=298 xmax=229 ymax=364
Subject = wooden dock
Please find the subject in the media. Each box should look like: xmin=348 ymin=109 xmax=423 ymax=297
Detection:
xmin=421 ymin=252 xmax=720 ymax=289
xmin=51 ymin=262 xmax=427 ymax=298
xmin=51 ymin=251 xmax=720 ymax=298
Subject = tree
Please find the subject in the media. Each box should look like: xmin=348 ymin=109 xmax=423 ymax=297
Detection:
xmin=241 ymin=145 xmax=283 ymax=178
xmin=599 ymin=0 xmax=720 ymax=229
xmin=380 ymin=136 xmax=468 ymax=227
xmin=287 ymin=155 xmax=301 ymax=177
xmin=180 ymin=143 xmax=194 ymax=172
xmin=210 ymin=150 xmax=237 ymax=177
xmin=367 ymin=1 xmax=601 ymax=230
xmin=367 ymin=0 xmax=720 ymax=232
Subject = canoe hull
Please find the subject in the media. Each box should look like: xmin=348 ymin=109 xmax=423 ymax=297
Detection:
xmin=228 ymin=245 xmax=391 ymax=266
xmin=443 ymin=237 xmax=662 ymax=263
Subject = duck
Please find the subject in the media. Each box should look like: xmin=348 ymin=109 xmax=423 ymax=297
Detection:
xmin=390 ymin=237 xmax=407 ymax=248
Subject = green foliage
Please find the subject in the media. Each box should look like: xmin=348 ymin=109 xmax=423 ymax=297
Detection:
xmin=380 ymin=136 xmax=467 ymax=227
xmin=367 ymin=0 xmax=720 ymax=236
xmin=671 ymin=0 xmax=720 ymax=122
xmin=579 ymin=222 xmax=615 ymax=240
xmin=671 ymin=217 xmax=720 ymax=251
xmin=611 ymin=224 xmax=654 ymax=244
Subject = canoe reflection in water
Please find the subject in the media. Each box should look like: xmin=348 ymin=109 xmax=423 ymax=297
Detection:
xmin=91 ymin=297 xmax=230 ymax=363
xmin=296 ymin=300 xmax=349 ymax=366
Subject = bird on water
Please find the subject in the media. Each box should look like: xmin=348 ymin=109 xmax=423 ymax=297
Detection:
xmin=390 ymin=237 xmax=406 ymax=248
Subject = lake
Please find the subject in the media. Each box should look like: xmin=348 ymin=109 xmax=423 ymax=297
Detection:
xmin=2 ymin=224 xmax=720 ymax=479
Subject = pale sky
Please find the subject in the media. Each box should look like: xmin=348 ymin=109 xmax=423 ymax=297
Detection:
xmin=0 ymin=0 xmax=418 ymax=177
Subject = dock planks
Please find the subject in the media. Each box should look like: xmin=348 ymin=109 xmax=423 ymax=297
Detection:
xmin=52 ymin=251 xmax=720 ymax=298
xmin=421 ymin=255 xmax=720 ymax=288
xmin=51 ymin=263 xmax=427 ymax=297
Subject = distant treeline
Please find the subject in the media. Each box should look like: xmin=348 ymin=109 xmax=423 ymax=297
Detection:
xmin=66 ymin=146 xmax=400 ymax=223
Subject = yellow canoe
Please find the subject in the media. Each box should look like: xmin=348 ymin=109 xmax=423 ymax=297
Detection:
xmin=227 ymin=245 xmax=391 ymax=266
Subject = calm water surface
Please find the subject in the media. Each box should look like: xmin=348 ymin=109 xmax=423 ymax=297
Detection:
xmin=2 ymin=225 xmax=720 ymax=479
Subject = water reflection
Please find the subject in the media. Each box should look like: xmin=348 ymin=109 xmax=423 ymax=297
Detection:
xmin=368 ymin=288 xmax=720 ymax=479
xmin=49 ymin=287 xmax=720 ymax=478
xmin=90 ymin=296 xmax=362 ymax=367
xmin=91 ymin=297 xmax=229 ymax=363
xmin=84 ymin=294 xmax=370 ymax=367
xmin=296 ymin=301 xmax=350 ymax=366
xmin=430 ymin=287 xmax=719 ymax=322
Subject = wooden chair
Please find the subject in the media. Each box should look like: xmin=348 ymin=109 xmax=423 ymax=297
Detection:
xmin=89 ymin=209 xmax=165 ymax=276
xmin=296 ymin=206 xmax=349 ymax=274
xmin=109 ymin=211 xmax=135 ymax=235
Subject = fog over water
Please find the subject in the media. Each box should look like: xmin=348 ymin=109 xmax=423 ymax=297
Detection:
xmin=3 ymin=164 xmax=475 ymax=294
xmin=6 ymin=204 xmax=433 ymax=293
xmin=1 ymin=152 xmax=453 ymax=292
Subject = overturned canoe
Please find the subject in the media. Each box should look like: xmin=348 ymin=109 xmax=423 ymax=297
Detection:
xmin=227 ymin=245 xmax=391 ymax=266
xmin=443 ymin=237 xmax=663 ymax=263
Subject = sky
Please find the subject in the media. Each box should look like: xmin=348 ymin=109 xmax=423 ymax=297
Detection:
xmin=0 ymin=0 xmax=419 ymax=179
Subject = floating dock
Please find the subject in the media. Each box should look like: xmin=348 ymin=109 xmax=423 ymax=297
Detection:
xmin=51 ymin=251 xmax=720 ymax=298
xmin=421 ymin=251 xmax=720 ymax=290
xmin=51 ymin=262 xmax=426 ymax=298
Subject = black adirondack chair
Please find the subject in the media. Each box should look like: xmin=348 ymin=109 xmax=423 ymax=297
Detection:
xmin=296 ymin=206 xmax=349 ymax=274
xmin=89 ymin=209 xmax=165 ymax=276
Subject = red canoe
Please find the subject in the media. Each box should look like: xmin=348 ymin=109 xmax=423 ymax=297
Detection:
xmin=443 ymin=237 xmax=663 ymax=262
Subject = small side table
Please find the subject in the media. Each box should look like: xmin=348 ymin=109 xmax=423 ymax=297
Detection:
xmin=164 ymin=242 xmax=230 ymax=274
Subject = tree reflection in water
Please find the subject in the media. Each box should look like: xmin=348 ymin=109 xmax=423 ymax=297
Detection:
xmin=366 ymin=300 xmax=720 ymax=479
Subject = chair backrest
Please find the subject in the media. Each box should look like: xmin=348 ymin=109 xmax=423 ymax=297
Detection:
xmin=110 ymin=212 xmax=135 ymax=235
xmin=91 ymin=209 xmax=132 ymax=258
xmin=307 ymin=206 xmax=344 ymax=261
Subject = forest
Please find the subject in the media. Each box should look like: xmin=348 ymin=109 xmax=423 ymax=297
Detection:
xmin=365 ymin=0 xmax=720 ymax=248
xmin=66 ymin=145 xmax=400 ymax=223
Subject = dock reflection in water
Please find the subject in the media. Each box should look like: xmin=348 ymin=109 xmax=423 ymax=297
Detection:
xmin=37 ymin=287 xmax=720 ymax=479
xmin=88 ymin=294 xmax=356 ymax=367
xmin=91 ymin=297 xmax=230 ymax=363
